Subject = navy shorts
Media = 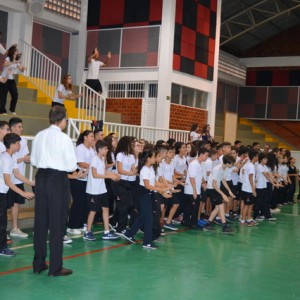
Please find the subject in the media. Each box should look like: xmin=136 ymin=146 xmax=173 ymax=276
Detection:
xmin=221 ymin=180 xmax=233 ymax=197
xmin=241 ymin=191 xmax=255 ymax=205
xmin=86 ymin=79 xmax=103 ymax=93
xmin=207 ymin=189 xmax=223 ymax=206
xmin=87 ymin=193 xmax=109 ymax=212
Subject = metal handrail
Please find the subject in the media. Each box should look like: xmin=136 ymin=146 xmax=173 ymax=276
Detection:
xmin=78 ymin=83 xmax=106 ymax=121
xmin=19 ymin=39 xmax=61 ymax=99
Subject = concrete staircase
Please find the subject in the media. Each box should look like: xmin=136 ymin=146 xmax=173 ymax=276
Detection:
xmin=236 ymin=118 xmax=293 ymax=149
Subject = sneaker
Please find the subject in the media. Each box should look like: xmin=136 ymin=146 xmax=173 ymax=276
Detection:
xmin=197 ymin=219 xmax=209 ymax=227
xmin=203 ymin=223 xmax=216 ymax=231
xmin=247 ymin=220 xmax=258 ymax=226
xmin=239 ymin=221 xmax=252 ymax=227
xmin=164 ymin=223 xmax=178 ymax=231
xmin=160 ymin=229 xmax=166 ymax=236
xmin=122 ymin=234 xmax=137 ymax=244
xmin=172 ymin=217 xmax=182 ymax=224
xmin=63 ymin=235 xmax=72 ymax=244
xmin=83 ymin=231 xmax=96 ymax=241
xmin=9 ymin=111 xmax=17 ymax=115
xmin=102 ymin=231 xmax=119 ymax=240
xmin=214 ymin=218 xmax=222 ymax=226
xmin=225 ymin=216 xmax=234 ymax=223
xmin=277 ymin=204 xmax=283 ymax=207
xmin=66 ymin=228 xmax=82 ymax=235
xmin=6 ymin=234 xmax=12 ymax=244
xmin=10 ymin=228 xmax=28 ymax=238
xmin=255 ymin=216 xmax=265 ymax=222
xmin=81 ymin=224 xmax=87 ymax=233
xmin=222 ymin=226 xmax=235 ymax=234
xmin=265 ymin=217 xmax=277 ymax=221
xmin=142 ymin=243 xmax=158 ymax=249
xmin=270 ymin=208 xmax=281 ymax=214
xmin=0 ymin=248 xmax=16 ymax=257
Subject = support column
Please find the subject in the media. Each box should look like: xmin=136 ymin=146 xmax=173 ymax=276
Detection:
xmin=155 ymin=0 xmax=176 ymax=129
xmin=207 ymin=0 xmax=222 ymax=137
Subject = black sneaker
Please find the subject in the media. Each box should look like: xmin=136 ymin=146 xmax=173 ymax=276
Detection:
xmin=142 ymin=243 xmax=158 ymax=249
xmin=222 ymin=226 xmax=235 ymax=234
xmin=122 ymin=234 xmax=137 ymax=244
xmin=203 ymin=223 xmax=216 ymax=231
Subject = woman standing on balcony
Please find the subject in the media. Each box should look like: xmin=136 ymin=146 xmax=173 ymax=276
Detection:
xmin=0 ymin=45 xmax=26 ymax=115
xmin=86 ymin=47 xmax=111 ymax=95
xmin=52 ymin=75 xmax=82 ymax=107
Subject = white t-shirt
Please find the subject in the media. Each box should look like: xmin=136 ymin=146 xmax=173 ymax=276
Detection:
xmin=139 ymin=165 xmax=155 ymax=187
xmin=241 ymin=161 xmax=255 ymax=193
xmin=173 ymin=154 xmax=187 ymax=175
xmin=116 ymin=152 xmax=136 ymax=181
xmin=1 ymin=57 xmax=20 ymax=79
xmin=86 ymin=155 xmax=107 ymax=195
xmin=184 ymin=159 xmax=203 ymax=195
xmin=231 ymin=163 xmax=239 ymax=186
xmin=0 ymin=141 xmax=6 ymax=153
xmin=190 ymin=131 xmax=200 ymax=141
xmin=75 ymin=143 xmax=96 ymax=181
xmin=0 ymin=152 xmax=18 ymax=193
xmin=278 ymin=164 xmax=288 ymax=182
xmin=207 ymin=164 xmax=229 ymax=189
xmin=53 ymin=84 xmax=72 ymax=104
xmin=256 ymin=164 xmax=268 ymax=189
xmin=87 ymin=59 xmax=104 ymax=80
xmin=158 ymin=160 xmax=175 ymax=182
xmin=12 ymin=137 xmax=29 ymax=184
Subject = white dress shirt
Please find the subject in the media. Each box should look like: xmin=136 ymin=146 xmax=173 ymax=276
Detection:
xmin=31 ymin=125 xmax=77 ymax=172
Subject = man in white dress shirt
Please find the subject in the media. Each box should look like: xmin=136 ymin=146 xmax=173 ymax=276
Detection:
xmin=31 ymin=106 xmax=77 ymax=276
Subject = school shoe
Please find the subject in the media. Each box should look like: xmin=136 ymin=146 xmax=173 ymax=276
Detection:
xmin=83 ymin=231 xmax=96 ymax=241
xmin=164 ymin=223 xmax=178 ymax=231
xmin=0 ymin=248 xmax=16 ymax=257
xmin=10 ymin=228 xmax=28 ymax=238
xmin=49 ymin=268 xmax=73 ymax=277
xmin=265 ymin=217 xmax=277 ymax=221
xmin=122 ymin=233 xmax=137 ymax=244
xmin=102 ymin=231 xmax=119 ymax=240
xmin=66 ymin=228 xmax=82 ymax=235
xmin=225 ymin=216 xmax=234 ymax=223
xmin=239 ymin=221 xmax=252 ymax=227
xmin=203 ymin=223 xmax=216 ymax=231
xmin=33 ymin=264 xmax=49 ymax=274
xmin=142 ymin=243 xmax=158 ymax=249
xmin=222 ymin=226 xmax=235 ymax=234
xmin=63 ymin=235 xmax=72 ymax=244
xmin=214 ymin=218 xmax=223 ymax=226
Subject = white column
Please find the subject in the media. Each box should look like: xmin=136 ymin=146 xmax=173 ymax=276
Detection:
xmin=155 ymin=0 xmax=176 ymax=129
xmin=207 ymin=0 xmax=222 ymax=137
xmin=7 ymin=11 xmax=33 ymax=48
xmin=71 ymin=0 xmax=88 ymax=85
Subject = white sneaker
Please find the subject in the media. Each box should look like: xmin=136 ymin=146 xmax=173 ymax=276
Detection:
xmin=66 ymin=228 xmax=82 ymax=235
xmin=10 ymin=228 xmax=28 ymax=238
xmin=63 ymin=235 xmax=72 ymax=244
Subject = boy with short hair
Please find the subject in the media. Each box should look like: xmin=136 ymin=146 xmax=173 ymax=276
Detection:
xmin=83 ymin=140 xmax=120 ymax=241
xmin=8 ymin=118 xmax=30 ymax=238
xmin=0 ymin=133 xmax=34 ymax=256
xmin=183 ymin=147 xmax=209 ymax=227
xmin=240 ymin=150 xmax=259 ymax=226
xmin=203 ymin=154 xmax=236 ymax=233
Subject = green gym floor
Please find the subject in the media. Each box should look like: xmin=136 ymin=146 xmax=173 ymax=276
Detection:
xmin=1 ymin=204 xmax=300 ymax=300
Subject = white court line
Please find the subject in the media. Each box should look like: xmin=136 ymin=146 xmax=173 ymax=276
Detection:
xmin=11 ymin=230 xmax=104 ymax=250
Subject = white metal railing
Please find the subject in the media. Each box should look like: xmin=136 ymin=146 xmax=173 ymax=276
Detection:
xmin=78 ymin=83 xmax=106 ymax=121
xmin=67 ymin=118 xmax=190 ymax=144
xmin=19 ymin=39 xmax=61 ymax=99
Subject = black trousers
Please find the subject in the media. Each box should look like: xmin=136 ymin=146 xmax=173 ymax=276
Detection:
xmin=33 ymin=169 xmax=69 ymax=275
xmin=182 ymin=194 xmax=200 ymax=226
xmin=68 ymin=179 xmax=88 ymax=229
xmin=126 ymin=190 xmax=153 ymax=245
xmin=0 ymin=79 xmax=18 ymax=113
xmin=0 ymin=193 xmax=7 ymax=250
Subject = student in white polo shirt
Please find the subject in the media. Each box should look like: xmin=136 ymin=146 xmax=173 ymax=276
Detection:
xmin=86 ymin=47 xmax=111 ymax=94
